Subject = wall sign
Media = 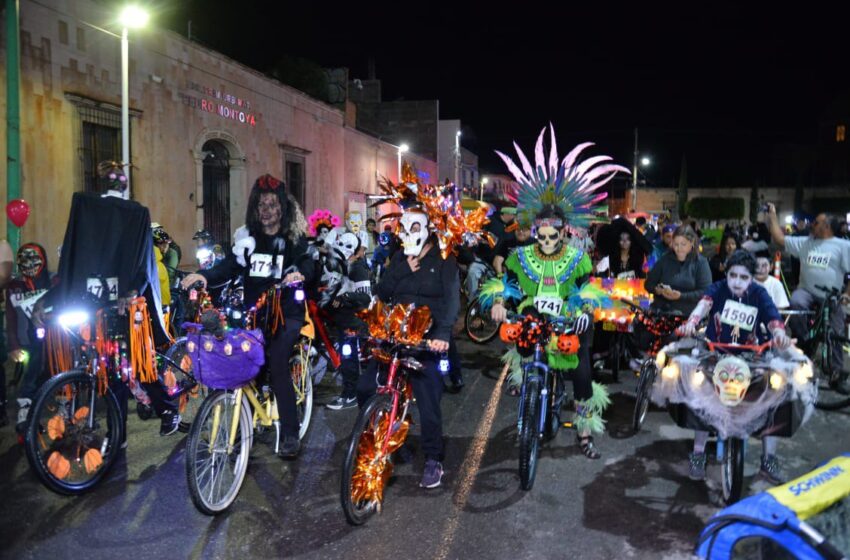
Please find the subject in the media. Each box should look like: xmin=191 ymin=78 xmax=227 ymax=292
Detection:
xmin=179 ymin=81 xmax=258 ymax=127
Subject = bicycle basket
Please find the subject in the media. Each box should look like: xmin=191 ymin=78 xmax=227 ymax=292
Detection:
xmin=184 ymin=325 xmax=265 ymax=390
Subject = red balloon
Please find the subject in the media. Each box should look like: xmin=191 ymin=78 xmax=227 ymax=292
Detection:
xmin=6 ymin=199 xmax=30 ymax=228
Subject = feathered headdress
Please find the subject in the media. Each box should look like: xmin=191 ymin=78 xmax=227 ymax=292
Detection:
xmin=370 ymin=163 xmax=494 ymax=259
xmin=495 ymin=124 xmax=629 ymax=231
xmin=307 ymin=209 xmax=341 ymax=237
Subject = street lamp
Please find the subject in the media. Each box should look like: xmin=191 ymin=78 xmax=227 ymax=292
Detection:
xmin=119 ymin=5 xmax=148 ymax=199
xmin=455 ymin=130 xmax=461 ymax=187
xmin=479 ymin=176 xmax=488 ymax=201
xmin=631 ymin=127 xmax=652 ymax=212
xmin=397 ymin=143 xmax=409 ymax=181
xmin=641 ymin=156 xmax=651 ymax=167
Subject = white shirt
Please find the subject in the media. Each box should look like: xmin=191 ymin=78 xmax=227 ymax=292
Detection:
xmin=755 ymin=275 xmax=790 ymax=309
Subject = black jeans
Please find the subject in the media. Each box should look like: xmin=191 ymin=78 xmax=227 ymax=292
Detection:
xmin=338 ymin=330 xmax=362 ymax=399
xmin=357 ymin=354 xmax=445 ymax=461
xmin=569 ymin=329 xmax=594 ymax=401
xmin=268 ymin=320 xmax=304 ymax=438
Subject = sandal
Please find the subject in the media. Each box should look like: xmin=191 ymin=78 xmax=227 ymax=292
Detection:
xmin=577 ymin=435 xmax=601 ymax=460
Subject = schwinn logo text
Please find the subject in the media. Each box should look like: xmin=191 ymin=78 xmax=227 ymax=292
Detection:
xmin=788 ymin=466 xmax=845 ymax=497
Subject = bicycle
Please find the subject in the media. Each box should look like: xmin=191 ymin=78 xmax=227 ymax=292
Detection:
xmin=465 ymin=264 xmax=500 ymax=344
xmin=184 ymin=282 xmax=317 ymax=515
xmin=498 ymin=311 xmax=580 ymax=490
xmin=24 ymin=294 xmax=198 ymax=495
xmin=340 ymin=301 xmax=435 ymax=525
xmin=790 ymin=285 xmax=850 ymax=411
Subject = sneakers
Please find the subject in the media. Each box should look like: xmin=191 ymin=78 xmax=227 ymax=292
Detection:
xmin=159 ymin=410 xmax=181 ymax=436
xmin=326 ymin=396 xmax=357 ymax=410
xmin=758 ymin=454 xmax=785 ymax=485
xmin=689 ymin=452 xmax=707 ymax=480
xmin=278 ymin=435 xmax=300 ymax=459
xmin=419 ymin=459 xmax=444 ymax=489
xmin=15 ymin=398 xmax=31 ymax=433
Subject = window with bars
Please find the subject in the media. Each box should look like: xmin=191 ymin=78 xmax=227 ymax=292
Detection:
xmin=71 ymin=100 xmax=128 ymax=193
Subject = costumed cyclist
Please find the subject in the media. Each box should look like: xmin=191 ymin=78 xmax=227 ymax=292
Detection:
xmin=678 ymin=250 xmax=792 ymax=483
xmin=485 ymin=127 xmax=627 ymax=459
xmin=181 ymin=174 xmax=314 ymax=459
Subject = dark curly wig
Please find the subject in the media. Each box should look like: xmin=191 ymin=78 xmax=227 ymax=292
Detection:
xmin=245 ymin=174 xmax=307 ymax=242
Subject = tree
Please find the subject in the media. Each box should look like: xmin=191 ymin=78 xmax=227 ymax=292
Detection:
xmin=749 ymin=183 xmax=759 ymax=223
xmin=269 ymin=55 xmax=330 ymax=103
xmin=677 ymin=154 xmax=688 ymax=220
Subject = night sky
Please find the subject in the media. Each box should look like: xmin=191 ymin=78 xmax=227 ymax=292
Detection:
xmin=157 ymin=1 xmax=850 ymax=187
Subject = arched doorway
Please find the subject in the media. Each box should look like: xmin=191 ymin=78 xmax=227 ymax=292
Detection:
xmin=202 ymin=140 xmax=231 ymax=245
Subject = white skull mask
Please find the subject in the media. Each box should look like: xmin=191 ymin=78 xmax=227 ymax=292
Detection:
xmin=712 ymin=356 xmax=752 ymax=407
xmin=535 ymin=224 xmax=563 ymax=255
xmin=399 ymin=212 xmax=430 ymax=257
xmin=334 ymin=232 xmax=360 ymax=260
xmin=346 ymin=212 xmax=363 ymax=235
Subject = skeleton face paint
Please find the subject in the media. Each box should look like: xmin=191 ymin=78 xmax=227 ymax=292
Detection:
xmin=535 ymin=225 xmax=562 ymax=255
xmin=755 ymin=257 xmax=771 ymax=282
xmin=17 ymin=245 xmax=44 ymax=278
xmin=317 ymin=226 xmax=331 ymax=242
xmin=399 ymin=212 xmax=429 ymax=257
xmin=334 ymin=232 xmax=360 ymax=260
xmin=726 ymin=265 xmax=752 ymax=298
xmin=346 ymin=212 xmax=363 ymax=235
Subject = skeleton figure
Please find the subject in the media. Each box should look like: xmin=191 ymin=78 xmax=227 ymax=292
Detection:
xmin=712 ymin=356 xmax=753 ymax=407
xmin=398 ymin=211 xmax=430 ymax=257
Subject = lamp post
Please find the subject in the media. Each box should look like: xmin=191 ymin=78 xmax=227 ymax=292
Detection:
xmin=630 ymin=127 xmax=651 ymax=212
xmin=119 ymin=5 xmax=148 ymax=199
xmin=479 ymin=176 xmax=488 ymax=201
xmin=455 ymin=129 xmax=461 ymax=187
xmin=397 ymin=143 xmax=409 ymax=181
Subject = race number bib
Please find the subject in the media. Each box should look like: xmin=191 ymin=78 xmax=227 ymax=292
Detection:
xmin=10 ymin=290 xmax=47 ymax=319
xmin=719 ymin=300 xmax=758 ymax=331
xmin=534 ymin=295 xmax=564 ymax=317
xmin=617 ymin=270 xmax=636 ymax=280
xmin=87 ymin=277 xmax=118 ymax=301
xmin=249 ymin=253 xmax=284 ymax=279
xmin=806 ymin=252 xmax=831 ymax=269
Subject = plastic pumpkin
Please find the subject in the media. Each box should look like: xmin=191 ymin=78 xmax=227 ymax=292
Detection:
xmin=83 ymin=448 xmax=103 ymax=474
xmin=73 ymin=406 xmax=90 ymax=424
xmin=47 ymin=415 xmax=65 ymax=440
xmin=557 ymin=333 xmax=581 ymax=355
xmin=47 ymin=451 xmax=71 ymax=479
xmin=499 ymin=322 xmax=522 ymax=343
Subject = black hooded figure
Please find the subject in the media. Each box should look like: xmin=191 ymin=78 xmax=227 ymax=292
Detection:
xmin=189 ymin=174 xmax=314 ymax=458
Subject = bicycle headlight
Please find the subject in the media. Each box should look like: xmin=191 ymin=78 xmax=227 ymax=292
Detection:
xmin=661 ymin=362 xmax=679 ymax=380
xmin=655 ymin=350 xmax=667 ymax=368
xmin=691 ymin=369 xmax=705 ymax=387
xmin=769 ymin=372 xmax=786 ymax=390
xmin=58 ymin=310 xmax=89 ymax=329
xmin=793 ymin=362 xmax=813 ymax=387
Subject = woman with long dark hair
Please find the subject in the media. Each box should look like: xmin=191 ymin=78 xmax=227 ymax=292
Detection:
xmin=182 ymin=174 xmax=313 ymax=458
xmin=709 ymin=231 xmax=739 ymax=282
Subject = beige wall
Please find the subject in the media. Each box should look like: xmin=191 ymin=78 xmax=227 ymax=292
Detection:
xmin=0 ymin=0 xmax=435 ymax=263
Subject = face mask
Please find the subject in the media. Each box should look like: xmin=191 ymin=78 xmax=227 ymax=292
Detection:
xmin=334 ymin=232 xmax=360 ymax=260
xmin=17 ymin=246 xmax=44 ymax=278
xmin=346 ymin=212 xmax=363 ymax=235
xmin=726 ymin=265 xmax=752 ymax=297
xmin=535 ymin=225 xmax=562 ymax=255
xmin=399 ymin=212 xmax=429 ymax=257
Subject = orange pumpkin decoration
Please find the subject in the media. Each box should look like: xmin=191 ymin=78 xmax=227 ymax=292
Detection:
xmin=47 ymin=451 xmax=71 ymax=480
xmin=499 ymin=322 xmax=522 ymax=343
xmin=73 ymin=406 xmax=90 ymax=424
xmin=557 ymin=333 xmax=581 ymax=355
xmin=47 ymin=415 xmax=66 ymax=440
xmin=83 ymin=448 xmax=103 ymax=474
xmin=163 ymin=368 xmax=177 ymax=389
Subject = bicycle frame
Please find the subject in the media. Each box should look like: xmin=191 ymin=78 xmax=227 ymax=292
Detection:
xmin=518 ymin=341 xmax=552 ymax=436
xmin=374 ymin=349 xmax=414 ymax=458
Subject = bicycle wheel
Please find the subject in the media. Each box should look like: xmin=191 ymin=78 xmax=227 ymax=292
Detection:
xmin=721 ymin=437 xmax=745 ymax=505
xmin=465 ymin=300 xmax=500 ymax=344
xmin=610 ymin=334 xmax=621 ymax=383
xmin=518 ymin=376 xmax=541 ymax=491
xmin=543 ymin=373 xmax=562 ymax=441
xmin=341 ymin=393 xmax=403 ymax=525
xmin=813 ymin=333 xmax=850 ymax=411
xmin=290 ymin=343 xmax=314 ymax=440
xmin=162 ymin=338 xmax=207 ymax=431
xmin=185 ymin=390 xmax=253 ymax=515
xmin=24 ymin=370 xmax=124 ymax=495
xmin=632 ymin=361 xmax=657 ymax=434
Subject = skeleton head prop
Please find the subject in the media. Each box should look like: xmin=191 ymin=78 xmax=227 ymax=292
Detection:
xmin=334 ymin=232 xmax=360 ymax=260
xmin=535 ymin=222 xmax=564 ymax=255
xmin=17 ymin=244 xmax=45 ymax=278
xmin=399 ymin=211 xmax=430 ymax=257
xmin=712 ymin=356 xmax=752 ymax=406
xmin=346 ymin=211 xmax=364 ymax=235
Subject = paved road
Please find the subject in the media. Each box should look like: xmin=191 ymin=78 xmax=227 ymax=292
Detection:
xmin=1 ymin=336 xmax=848 ymax=560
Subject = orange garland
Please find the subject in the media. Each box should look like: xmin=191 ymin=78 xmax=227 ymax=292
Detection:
xmin=46 ymin=325 xmax=72 ymax=376
xmin=128 ymin=298 xmax=157 ymax=383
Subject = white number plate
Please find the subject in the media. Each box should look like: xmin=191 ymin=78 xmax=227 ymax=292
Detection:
xmin=617 ymin=270 xmax=636 ymax=280
xmin=534 ymin=295 xmax=563 ymax=316
xmin=87 ymin=277 xmax=118 ymax=301
xmin=249 ymin=254 xmax=284 ymax=278
xmin=806 ymin=252 xmax=831 ymax=269
xmin=719 ymin=299 xmax=758 ymax=330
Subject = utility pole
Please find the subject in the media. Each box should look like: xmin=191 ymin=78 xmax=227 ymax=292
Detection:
xmin=631 ymin=127 xmax=638 ymax=212
xmin=6 ymin=0 xmax=22 ymax=251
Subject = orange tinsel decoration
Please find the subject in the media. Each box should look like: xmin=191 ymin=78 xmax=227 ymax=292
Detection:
xmin=128 ymin=298 xmax=157 ymax=383
xmin=46 ymin=325 xmax=73 ymax=376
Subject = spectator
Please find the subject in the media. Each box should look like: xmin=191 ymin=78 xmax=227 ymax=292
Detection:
xmin=754 ymin=254 xmax=789 ymax=309
xmin=645 ymin=225 xmax=712 ymax=316
xmin=709 ymin=232 xmax=739 ymax=282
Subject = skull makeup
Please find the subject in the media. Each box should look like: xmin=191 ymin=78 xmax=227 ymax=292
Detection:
xmin=17 ymin=244 xmax=45 ymax=278
xmin=399 ymin=211 xmax=430 ymax=257
xmin=726 ymin=264 xmax=752 ymax=298
xmin=712 ymin=356 xmax=752 ymax=406
xmin=535 ymin=224 xmax=563 ymax=255
xmin=346 ymin=211 xmax=364 ymax=235
xmin=334 ymin=232 xmax=360 ymax=260
xmin=316 ymin=225 xmax=331 ymax=242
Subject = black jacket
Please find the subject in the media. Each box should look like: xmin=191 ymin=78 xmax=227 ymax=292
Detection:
xmin=376 ymin=244 xmax=460 ymax=341
xmin=331 ymin=257 xmax=372 ymax=331
xmin=201 ymin=231 xmax=315 ymax=320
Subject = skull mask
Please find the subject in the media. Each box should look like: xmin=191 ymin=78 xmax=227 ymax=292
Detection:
xmin=334 ymin=232 xmax=360 ymax=260
xmin=17 ymin=245 xmax=45 ymax=279
xmin=346 ymin=211 xmax=363 ymax=235
xmin=712 ymin=356 xmax=752 ymax=406
xmin=535 ymin=222 xmax=564 ymax=255
xmin=399 ymin=211 xmax=430 ymax=257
